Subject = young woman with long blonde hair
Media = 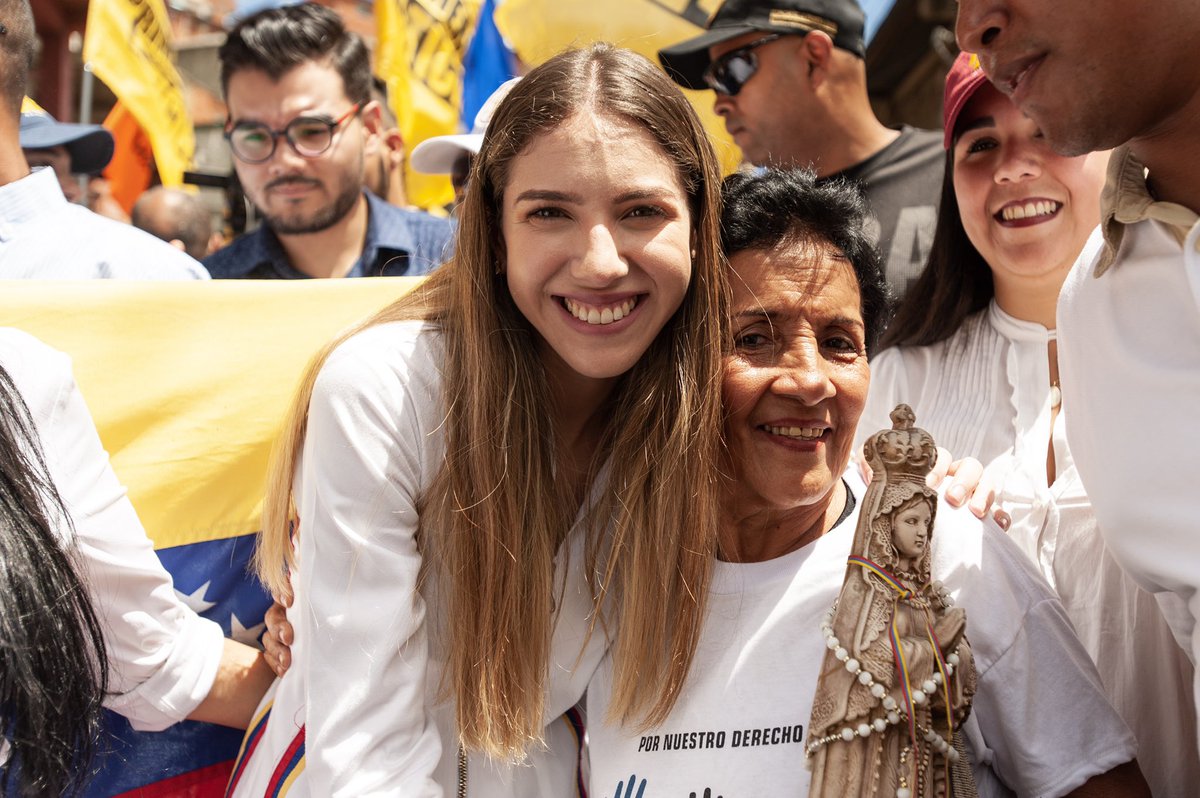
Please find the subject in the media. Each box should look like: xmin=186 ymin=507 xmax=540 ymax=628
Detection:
xmin=230 ymin=43 xmax=728 ymax=795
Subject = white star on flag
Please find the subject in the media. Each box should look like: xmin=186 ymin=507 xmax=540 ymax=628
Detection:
xmin=231 ymin=613 xmax=267 ymax=649
xmin=175 ymin=581 xmax=217 ymax=614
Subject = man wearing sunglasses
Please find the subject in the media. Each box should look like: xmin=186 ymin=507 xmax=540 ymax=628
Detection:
xmin=659 ymin=0 xmax=943 ymax=303
xmin=205 ymin=4 xmax=452 ymax=280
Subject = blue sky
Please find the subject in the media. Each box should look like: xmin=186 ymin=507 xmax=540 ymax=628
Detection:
xmin=862 ymin=0 xmax=900 ymax=43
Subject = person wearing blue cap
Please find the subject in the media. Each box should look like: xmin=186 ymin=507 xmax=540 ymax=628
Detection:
xmin=0 ymin=0 xmax=206 ymax=278
xmin=658 ymin=0 xmax=943 ymax=305
xmin=18 ymin=108 xmax=113 ymax=204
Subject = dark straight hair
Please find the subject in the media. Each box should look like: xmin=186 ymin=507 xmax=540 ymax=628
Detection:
xmin=218 ymin=3 xmax=371 ymax=105
xmin=0 ymin=364 xmax=108 ymax=797
xmin=879 ymin=150 xmax=994 ymax=349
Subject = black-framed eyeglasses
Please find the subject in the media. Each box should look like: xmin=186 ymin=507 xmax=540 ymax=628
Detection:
xmin=225 ymin=103 xmax=363 ymax=164
xmin=703 ymin=34 xmax=785 ymax=96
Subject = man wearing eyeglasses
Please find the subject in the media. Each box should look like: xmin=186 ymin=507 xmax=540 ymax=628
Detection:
xmin=204 ymin=4 xmax=452 ymax=280
xmin=659 ymin=0 xmax=943 ymax=302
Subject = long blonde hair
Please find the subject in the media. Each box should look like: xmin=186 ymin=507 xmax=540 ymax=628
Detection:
xmin=257 ymin=43 xmax=727 ymax=758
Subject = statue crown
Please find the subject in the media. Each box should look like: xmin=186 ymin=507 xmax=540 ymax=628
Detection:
xmin=863 ymin=404 xmax=937 ymax=486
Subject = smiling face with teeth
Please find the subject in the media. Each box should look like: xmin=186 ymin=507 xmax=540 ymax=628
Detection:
xmin=951 ymin=83 xmax=1107 ymax=298
xmin=722 ymin=239 xmax=870 ymax=526
xmin=501 ymin=110 xmax=693 ymax=394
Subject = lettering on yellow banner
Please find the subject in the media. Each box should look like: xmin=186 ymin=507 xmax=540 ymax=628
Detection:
xmin=126 ymin=0 xmax=186 ymax=127
xmin=406 ymin=0 xmax=476 ymax=105
xmin=377 ymin=0 xmax=480 ymax=209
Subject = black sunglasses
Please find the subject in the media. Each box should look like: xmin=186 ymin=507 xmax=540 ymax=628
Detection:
xmin=703 ymin=34 xmax=786 ymax=96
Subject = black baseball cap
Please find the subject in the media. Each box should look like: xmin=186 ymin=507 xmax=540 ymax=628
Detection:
xmin=658 ymin=0 xmax=867 ymax=91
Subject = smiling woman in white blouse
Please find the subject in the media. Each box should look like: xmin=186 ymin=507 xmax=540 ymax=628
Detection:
xmin=859 ymin=52 xmax=1199 ymax=796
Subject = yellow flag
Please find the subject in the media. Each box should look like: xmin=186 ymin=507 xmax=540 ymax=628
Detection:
xmin=82 ymin=0 xmax=193 ymax=187
xmin=494 ymin=0 xmax=742 ymax=172
xmin=376 ymin=0 xmax=482 ymax=211
xmin=0 ymin=279 xmax=421 ymax=547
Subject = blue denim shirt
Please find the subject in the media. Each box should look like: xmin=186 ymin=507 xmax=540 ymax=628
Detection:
xmin=204 ymin=191 xmax=453 ymax=279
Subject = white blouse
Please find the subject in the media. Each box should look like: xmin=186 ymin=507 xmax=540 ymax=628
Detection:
xmin=860 ymin=302 xmax=1199 ymax=796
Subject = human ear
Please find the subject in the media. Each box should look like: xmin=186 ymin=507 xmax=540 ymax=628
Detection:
xmin=383 ymin=129 xmax=406 ymax=164
xmin=802 ymin=31 xmax=835 ymax=83
xmin=360 ymin=100 xmax=385 ymax=137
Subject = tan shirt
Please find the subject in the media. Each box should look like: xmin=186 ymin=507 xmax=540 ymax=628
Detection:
xmin=1096 ymin=144 xmax=1200 ymax=275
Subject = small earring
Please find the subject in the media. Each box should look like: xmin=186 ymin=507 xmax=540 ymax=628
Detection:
xmin=690 ymin=247 xmax=697 ymax=259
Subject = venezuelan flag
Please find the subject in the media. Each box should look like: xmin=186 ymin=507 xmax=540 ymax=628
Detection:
xmin=0 ymin=278 xmax=421 ymax=796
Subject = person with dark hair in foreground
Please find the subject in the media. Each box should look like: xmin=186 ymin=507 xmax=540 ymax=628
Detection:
xmin=585 ymin=169 xmax=1149 ymax=798
xmin=0 ymin=329 xmax=274 ymax=794
xmin=204 ymin=3 xmax=451 ymax=279
xmin=0 ymin=359 xmax=107 ymax=797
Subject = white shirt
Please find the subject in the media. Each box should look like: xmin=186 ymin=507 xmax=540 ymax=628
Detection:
xmin=0 ymin=327 xmax=224 ymax=729
xmin=586 ymin=470 xmax=1135 ymax=798
xmin=1058 ymin=145 xmax=1200 ymax=761
xmin=859 ymin=300 xmax=1064 ymax=467
xmin=229 ymin=321 xmax=606 ymax=796
xmin=862 ymin=295 xmax=1199 ymax=795
xmin=0 ymin=168 xmax=208 ymax=279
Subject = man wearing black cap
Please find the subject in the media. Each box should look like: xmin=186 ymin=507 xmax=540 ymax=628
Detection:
xmin=0 ymin=0 xmax=206 ymax=278
xmin=659 ymin=0 xmax=943 ymax=300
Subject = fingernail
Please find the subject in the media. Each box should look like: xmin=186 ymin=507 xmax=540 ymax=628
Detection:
xmin=948 ymin=486 xmax=966 ymax=504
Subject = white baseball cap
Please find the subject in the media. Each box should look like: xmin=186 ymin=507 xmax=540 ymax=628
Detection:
xmin=410 ymin=78 xmax=521 ymax=175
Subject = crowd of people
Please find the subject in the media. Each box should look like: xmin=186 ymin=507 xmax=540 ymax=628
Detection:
xmin=2 ymin=0 xmax=1199 ymax=795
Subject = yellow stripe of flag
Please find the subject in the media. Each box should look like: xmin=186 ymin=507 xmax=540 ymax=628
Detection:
xmin=0 ymin=278 xmax=421 ymax=548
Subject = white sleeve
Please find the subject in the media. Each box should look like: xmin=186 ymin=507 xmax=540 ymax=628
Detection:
xmin=956 ymin=521 xmax=1136 ymax=797
xmin=29 ymin=340 xmax=224 ymax=731
xmin=294 ymin=335 xmax=442 ymax=796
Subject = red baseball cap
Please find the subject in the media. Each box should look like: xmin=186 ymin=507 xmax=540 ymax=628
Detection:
xmin=942 ymin=51 xmax=990 ymax=150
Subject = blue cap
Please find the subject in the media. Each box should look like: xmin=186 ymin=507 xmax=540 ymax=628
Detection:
xmin=19 ymin=110 xmax=115 ymax=174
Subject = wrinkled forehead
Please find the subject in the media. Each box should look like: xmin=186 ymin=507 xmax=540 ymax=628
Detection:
xmin=729 ymin=236 xmax=852 ymax=302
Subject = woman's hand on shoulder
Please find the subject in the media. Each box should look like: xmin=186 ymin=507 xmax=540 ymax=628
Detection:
xmin=263 ymin=597 xmax=294 ymax=677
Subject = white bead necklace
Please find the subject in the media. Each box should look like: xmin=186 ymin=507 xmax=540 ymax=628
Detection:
xmin=807 ymin=598 xmax=964 ymax=788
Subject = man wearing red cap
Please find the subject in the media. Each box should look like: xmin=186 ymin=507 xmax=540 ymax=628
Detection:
xmin=957 ymin=0 xmax=1200 ymax=761
xmin=659 ymin=0 xmax=943 ymax=302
